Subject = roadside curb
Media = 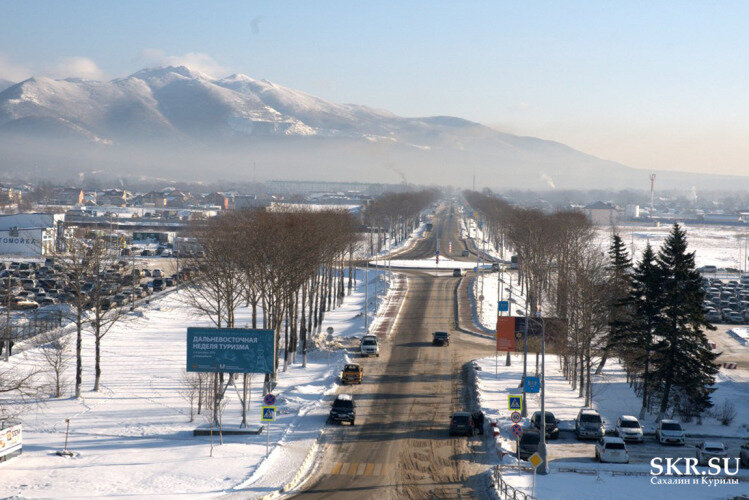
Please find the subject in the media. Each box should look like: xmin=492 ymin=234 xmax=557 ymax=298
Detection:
xmin=453 ymin=275 xmax=493 ymax=340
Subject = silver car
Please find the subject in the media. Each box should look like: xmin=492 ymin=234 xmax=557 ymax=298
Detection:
xmin=696 ymin=441 xmax=727 ymax=466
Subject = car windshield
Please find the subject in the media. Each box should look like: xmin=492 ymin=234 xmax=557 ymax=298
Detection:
xmin=334 ymin=399 xmax=353 ymax=409
xmin=581 ymin=414 xmax=601 ymax=423
xmin=363 ymin=339 xmax=376 ymax=346
xmin=620 ymin=420 xmax=640 ymax=428
xmin=435 ymin=332 xmax=448 ymax=338
xmin=661 ymin=423 xmax=682 ymax=431
xmin=452 ymin=415 xmax=469 ymax=425
xmin=606 ymin=442 xmax=626 ymax=450
xmin=344 ymin=365 xmax=358 ymax=372
xmin=521 ymin=434 xmax=540 ymax=445
xmin=544 ymin=414 xmax=555 ymax=423
xmin=705 ymin=447 xmax=724 ymax=452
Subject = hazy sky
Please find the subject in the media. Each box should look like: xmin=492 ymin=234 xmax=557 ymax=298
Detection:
xmin=1 ymin=1 xmax=748 ymax=177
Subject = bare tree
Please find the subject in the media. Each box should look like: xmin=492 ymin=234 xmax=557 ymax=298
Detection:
xmin=38 ymin=331 xmax=73 ymax=398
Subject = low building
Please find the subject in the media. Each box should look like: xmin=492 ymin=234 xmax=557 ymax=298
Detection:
xmin=49 ymin=187 xmax=84 ymax=206
xmin=583 ymin=201 xmax=618 ymax=225
xmin=0 ymin=213 xmax=66 ymax=257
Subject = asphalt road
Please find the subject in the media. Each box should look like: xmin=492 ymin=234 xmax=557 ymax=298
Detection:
xmin=292 ymin=207 xmax=497 ymax=499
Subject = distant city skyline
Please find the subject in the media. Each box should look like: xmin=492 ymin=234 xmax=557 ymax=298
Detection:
xmin=1 ymin=1 xmax=748 ymax=177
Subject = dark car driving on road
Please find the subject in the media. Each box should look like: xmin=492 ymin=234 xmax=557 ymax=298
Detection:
xmin=329 ymin=394 xmax=356 ymax=425
xmin=432 ymin=331 xmax=450 ymax=346
xmin=449 ymin=411 xmax=474 ymax=436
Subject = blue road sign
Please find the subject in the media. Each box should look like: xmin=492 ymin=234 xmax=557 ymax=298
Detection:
xmin=261 ymin=406 xmax=276 ymax=422
xmin=508 ymin=394 xmax=523 ymax=411
xmin=263 ymin=393 xmax=276 ymax=406
xmin=436 ymin=250 xmax=440 ymax=255
xmin=498 ymin=300 xmax=509 ymax=312
xmin=524 ymin=376 xmax=541 ymax=394
xmin=186 ymin=328 xmax=275 ymax=374
xmin=511 ymin=424 xmax=523 ymax=438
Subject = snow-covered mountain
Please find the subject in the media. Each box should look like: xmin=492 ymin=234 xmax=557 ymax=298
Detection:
xmin=0 ymin=66 xmax=746 ymax=190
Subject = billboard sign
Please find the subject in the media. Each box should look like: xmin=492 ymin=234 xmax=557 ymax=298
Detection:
xmin=0 ymin=228 xmax=43 ymax=257
xmin=186 ymin=328 xmax=274 ymax=374
xmin=496 ymin=316 xmax=516 ymax=351
xmin=0 ymin=424 xmax=22 ymax=459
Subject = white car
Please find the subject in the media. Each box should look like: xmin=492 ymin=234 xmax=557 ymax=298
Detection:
xmin=615 ymin=415 xmax=644 ymax=442
xmin=360 ymin=335 xmax=379 ymax=357
xmin=655 ymin=419 xmax=686 ymax=445
xmin=696 ymin=441 xmax=727 ymax=466
xmin=595 ymin=436 xmax=629 ymax=463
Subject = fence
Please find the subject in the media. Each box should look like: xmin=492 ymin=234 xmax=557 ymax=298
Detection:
xmin=492 ymin=465 xmax=537 ymax=500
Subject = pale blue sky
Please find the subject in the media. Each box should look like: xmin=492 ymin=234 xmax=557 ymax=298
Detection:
xmin=1 ymin=1 xmax=748 ymax=175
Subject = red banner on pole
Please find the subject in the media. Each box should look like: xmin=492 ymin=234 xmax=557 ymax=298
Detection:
xmin=496 ymin=316 xmax=516 ymax=352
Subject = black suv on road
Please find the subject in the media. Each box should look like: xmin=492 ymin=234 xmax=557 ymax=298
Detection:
xmin=329 ymin=394 xmax=356 ymax=425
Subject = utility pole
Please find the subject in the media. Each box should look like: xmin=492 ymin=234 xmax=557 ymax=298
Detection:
xmin=649 ymin=173 xmax=656 ymax=220
xmin=364 ymin=261 xmax=369 ymax=333
xmin=539 ymin=312 xmax=548 ymax=475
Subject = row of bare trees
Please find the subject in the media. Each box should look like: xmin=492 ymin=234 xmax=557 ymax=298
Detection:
xmin=181 ymin=208 xmax=360 ymax=426
xmin=464 ymin=191 xmax=610 ymax=406
xmin=364 ymin=190 xmax=437 ymax=254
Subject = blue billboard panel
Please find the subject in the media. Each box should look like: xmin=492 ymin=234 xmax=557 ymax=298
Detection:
xmin=187 ymin=328 xmax=275 ymax=374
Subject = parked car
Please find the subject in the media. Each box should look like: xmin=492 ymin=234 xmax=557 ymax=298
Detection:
xmin=452 ymin=268 xmax=463 ymax=277
xmin=696 ymin=441 xmax=728 ymax=466
xmin=615 ymin=415 xmax=644 ymax=442
xmin=575 ymin=408 xmax=605 ymax=440
xmin=152 ymin=279 xmax=165 ymax=292
xmin=329 ymin=394 xmax=355 ymax=425
xmin=655 ymin=419 xmax=686 ymax=445
xmin=152 ymin=269 xmax=163 ymax=278
xmin=740 ymin=442 xmax=749 ymax=468
xmin=530 ymin=411 xmax=559 ymax=439
xmin=341 ymin=363 xmax=363 ymax=385
xmin=10 ymin=297 xmax=39 ymax=310
xmin=449 ymin=411 xmax=475 ymax=437
xmin=432 ymin=331 xmax=450 ymax=346
xmin=360 ymin=335 xmax=379 ymax=357
xmin=595 ymin=436 xmax=629 ymax=463
xmin=518 ymin=429 xmax=541 ymax=460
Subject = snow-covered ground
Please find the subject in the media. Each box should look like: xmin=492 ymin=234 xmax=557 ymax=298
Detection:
xmin=596 ymin=223 xmax=749 ymax=270
xmin=727 ymin=327 xmax=749 ymax=346
xmin=473 ymin=272 xmax=527 ymax=331
xmin=475 ymin=354 xmax=749 ymax=499
xmin=0 ymin=268 xmax=394 ymax=498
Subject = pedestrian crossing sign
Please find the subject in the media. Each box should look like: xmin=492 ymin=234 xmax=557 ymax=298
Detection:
xmin=261 ymin=406 xmax=276 ymax=422
xmin=507 ymin=394 xmax=523 ymax=411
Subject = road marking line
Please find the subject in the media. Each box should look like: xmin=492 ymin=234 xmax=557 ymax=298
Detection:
xmin=340 ymin=463 xmax=351 ymax=474
xmin=373 ymin=463 xmax=383 ymax=476
xmin=349 ymin=463 xmax=359 ymax=476
xmin=356 ymin=463 xmax=366 ymax=475
xmin=330 ymin=462 xmax=342 ymax=475
xmin=364 ymin=463 xmax=374 ymax=475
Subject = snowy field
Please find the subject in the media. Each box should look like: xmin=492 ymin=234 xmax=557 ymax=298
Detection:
xmin=0 ymin=268 xmax=394 ymax=498
xmin=473 ymin=272 xmax=527 ymax=330
xmin=595 ymin=223 xmax=749 ymax=270
xmin=475 ymin=354 xmax=749 ymax=499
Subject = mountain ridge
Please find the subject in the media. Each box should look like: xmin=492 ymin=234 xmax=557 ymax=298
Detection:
xmin=0 ymin=66 xmax=746 ymax=190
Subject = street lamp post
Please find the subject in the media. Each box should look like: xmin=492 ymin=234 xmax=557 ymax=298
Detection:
xmin=516 ymin=309 xmax=548 ymax=474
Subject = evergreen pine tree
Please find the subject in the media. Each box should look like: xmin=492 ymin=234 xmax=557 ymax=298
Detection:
xmin=596 ymin=233 xmax=633 ymax=374
xmin=652 ymin=223 xmax=718 ymax=420
xmin=629 ymin=243 xmax=662 ymax=419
